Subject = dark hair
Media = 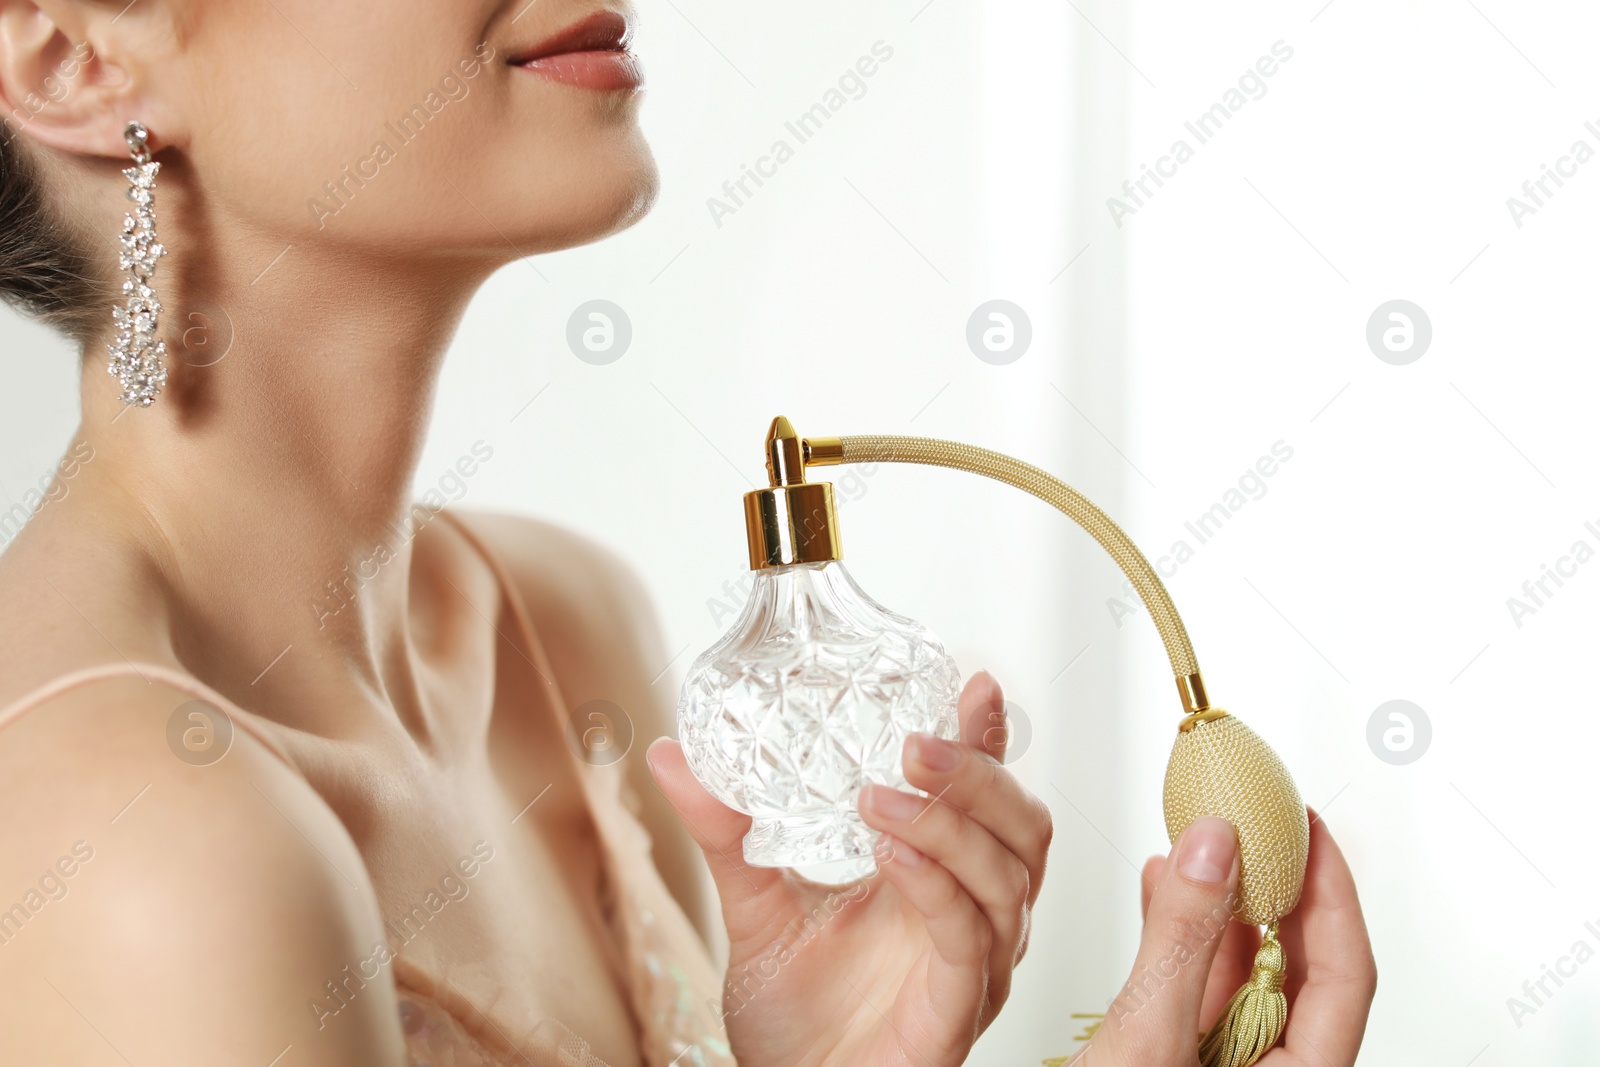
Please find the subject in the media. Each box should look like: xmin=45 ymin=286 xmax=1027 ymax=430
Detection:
xmin=0 ymin=121 xmax=108 ymax=347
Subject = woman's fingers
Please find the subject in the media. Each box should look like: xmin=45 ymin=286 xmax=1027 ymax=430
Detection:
xmin=1139 ymin=854 xmax=1163 ymax=919
xmin=645 ymin=739 xmax=791 ymax=926
xmin=859 ymin=780 xmax=1030 ymax=999
xmin=902 ymin=674 xmax=1053 ymax=907
xmin=1131 ymin=810 xmax=1375 ymax=1067
xmin=1098 ymin=817 xmax=1240 ymax=1062
xmin=1141 ymin=854 xmax=1258 ymax=1026
xmin=1275 ymin=811 xmax=1376 ymax=1066
xmin=871 ymin=834 xmax=990 ymax=1055
xmin=957 ymin=669 xmax=1011 ymax=759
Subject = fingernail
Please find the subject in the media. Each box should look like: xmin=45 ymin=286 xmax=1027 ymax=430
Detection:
xmin=864 ymin=785 xmax=922 ymax=820
xmin=911 ymin=733 xmax=961 ymax=771
xmin=1175 ymin=816 xmax=1236 ymax=885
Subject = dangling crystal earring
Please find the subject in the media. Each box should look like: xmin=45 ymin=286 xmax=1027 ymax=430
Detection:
xmin=107 ymin=121 xmax=169 ymax=407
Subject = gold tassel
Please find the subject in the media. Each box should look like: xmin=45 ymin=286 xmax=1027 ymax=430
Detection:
xmin=1199 ymin=923 xmax=1288 ymax=1067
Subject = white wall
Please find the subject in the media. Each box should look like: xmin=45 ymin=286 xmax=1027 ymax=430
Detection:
xmin=1117 ymin=1 xmax=1599 ymax=1064
xmin=3 ymin=1 xmax=1595 ymax=1064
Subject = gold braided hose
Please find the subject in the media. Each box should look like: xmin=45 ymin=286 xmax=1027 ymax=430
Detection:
xmin=793 ymin=428 xmax=1309 ymax=1067
xmin=830 ymin=433 xmax=1200 ymax=682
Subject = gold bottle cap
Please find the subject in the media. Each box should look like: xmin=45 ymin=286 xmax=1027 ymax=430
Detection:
xmin=744 ymin=416 xmax=843 ymax=570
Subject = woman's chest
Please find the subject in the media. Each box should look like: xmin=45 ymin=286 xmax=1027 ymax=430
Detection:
xmin=306 ymin=736 xmax=648 ymax=1067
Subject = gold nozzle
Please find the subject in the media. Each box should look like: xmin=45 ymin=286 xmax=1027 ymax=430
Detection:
xmin=803 ymin=436 xmax=844 ymax=466
xmin=1176 ymin=671 xmax=1209 ymax=715
xmin=744 ymin=417 xmax=843 ymax=570
xmin=1175 ymin=672 xmax=1229 ymax=730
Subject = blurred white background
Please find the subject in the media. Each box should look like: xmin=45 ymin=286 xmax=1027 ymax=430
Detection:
xmin=3 ymin=0 xmax=1597 ymax=1063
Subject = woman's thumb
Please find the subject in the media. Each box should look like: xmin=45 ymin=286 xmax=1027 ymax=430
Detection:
xmin=644 ymin=738 xmax=786 ymax=909
xmin=1101 ymin=816 xmax=1240 ymax=1062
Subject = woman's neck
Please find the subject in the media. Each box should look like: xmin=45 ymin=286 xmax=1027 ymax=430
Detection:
xmin=65 ymin=236 xmax=494 ymax=718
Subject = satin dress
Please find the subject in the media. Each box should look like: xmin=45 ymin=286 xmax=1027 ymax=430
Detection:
xmin=0 ymin=511 xmax=735 ymax=1067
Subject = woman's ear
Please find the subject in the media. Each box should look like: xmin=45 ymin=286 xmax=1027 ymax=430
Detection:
xmin=0 ymin=0 xmax=184 ymax=158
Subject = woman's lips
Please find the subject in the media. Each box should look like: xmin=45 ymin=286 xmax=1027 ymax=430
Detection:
xmin=511 ymin=10 xmax=642 ymax=91
xmin=518 ymin=51 xmax=642 ymax=90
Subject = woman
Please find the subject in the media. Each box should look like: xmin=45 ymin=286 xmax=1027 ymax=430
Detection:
xmin=0 ymin=1 xmax=1375 ymax=1064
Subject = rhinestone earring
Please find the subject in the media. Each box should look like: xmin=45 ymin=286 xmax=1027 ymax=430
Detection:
xmin=107 ymin=121 xmax=168 ymax=407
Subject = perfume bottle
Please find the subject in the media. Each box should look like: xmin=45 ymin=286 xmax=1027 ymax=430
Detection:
xmin=677 ymin=418 xmax=961 ymax=883
xmin=680 ymin=415 xmax=1310 ymax=1067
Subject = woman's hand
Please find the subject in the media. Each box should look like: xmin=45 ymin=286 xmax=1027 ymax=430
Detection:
xmin=648 ymin=670 xmax=1049 ymax=1067
xmin=1079 ymin=810 xmax=1376 ymax=1066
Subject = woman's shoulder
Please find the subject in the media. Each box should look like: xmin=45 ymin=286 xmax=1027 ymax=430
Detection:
xmin=0 ymin=672 xmax=354 ymax=903
xmin=0 ymin=513 xmax=177 ymax=712
xmin=0 ymin=672 xmax=409 ymax=1063
xmin=443 ymin=508 xmax=666 ymax=663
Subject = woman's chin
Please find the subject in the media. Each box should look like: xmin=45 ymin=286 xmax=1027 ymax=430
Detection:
xmin=611 ymin=157 xmax=661 ymax=234
xmin=520 ymin=149 xmax=659 ymax=253
xmin=603 ymin=140 xmax=660 ymax=234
